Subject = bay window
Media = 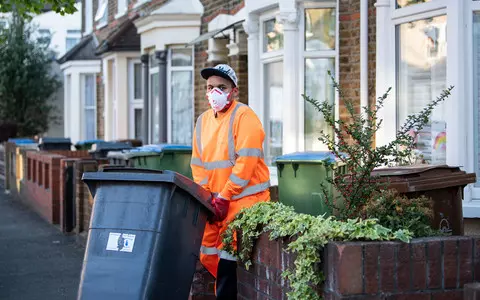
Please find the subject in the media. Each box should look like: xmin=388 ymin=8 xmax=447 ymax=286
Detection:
xmin=248 ymin=1 xmax=338 ymax=183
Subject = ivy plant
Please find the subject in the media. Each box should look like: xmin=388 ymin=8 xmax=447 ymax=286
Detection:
xmin=222 ymin=202 xmax=412 ymax=300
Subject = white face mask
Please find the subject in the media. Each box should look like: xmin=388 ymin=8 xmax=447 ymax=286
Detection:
xmin=207 ymin=87 xmax=231 ymax=113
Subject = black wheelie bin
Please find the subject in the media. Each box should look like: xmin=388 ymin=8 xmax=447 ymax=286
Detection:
xmin=78 ymin=167 xmax=214 ymax=300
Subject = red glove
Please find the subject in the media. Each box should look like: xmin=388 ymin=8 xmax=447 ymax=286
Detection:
xmin=210 ymin=194 xmax=230 ymax=223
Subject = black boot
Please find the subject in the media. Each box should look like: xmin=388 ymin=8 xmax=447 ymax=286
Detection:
xmin=215 ymin=259 xmax=237 ymax=300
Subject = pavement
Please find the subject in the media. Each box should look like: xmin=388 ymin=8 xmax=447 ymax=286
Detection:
xmin=0 ymin=191 xmax=85 ymax=300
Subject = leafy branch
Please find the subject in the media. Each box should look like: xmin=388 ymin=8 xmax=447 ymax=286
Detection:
xmin=303 ymin=71 xmax=453 ymax=220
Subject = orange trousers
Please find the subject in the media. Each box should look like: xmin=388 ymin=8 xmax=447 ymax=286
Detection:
xmin=199 ymin=191 xmax=269 ymax=278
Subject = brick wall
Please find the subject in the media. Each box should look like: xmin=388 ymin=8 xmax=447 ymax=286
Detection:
xmin=74 ymin=160 xmax=108 ymax=235
xmin=195 ymin=0 xmax=245 ymax=119
xmin=24 ymin=151 xmax=64 ymax=224
xmin=189 ymin=261 xmax=216 ymax=300
xmin=338 ymin=0 xmax=376 ymax=125
xmin=23 ymin=150 xmax=92 ymax=224
xmin=235 ymin=234 xmax=479 ymax=299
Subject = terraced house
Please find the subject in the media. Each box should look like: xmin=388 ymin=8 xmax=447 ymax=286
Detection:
xmin=58 ymin=0 xmax=480 ymax=222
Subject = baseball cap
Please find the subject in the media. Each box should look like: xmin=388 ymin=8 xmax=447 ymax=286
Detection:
xmin=201 ymin=64 xmax=238 ymax=87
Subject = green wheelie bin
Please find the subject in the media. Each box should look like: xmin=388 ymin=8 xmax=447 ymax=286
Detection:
xmin=119 ymin=144 xmax=193 ymax=179
xmin=274 ymin=151 xmax=347 ymax=216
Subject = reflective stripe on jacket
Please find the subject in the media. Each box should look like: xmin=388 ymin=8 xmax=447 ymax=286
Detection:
xmin=191 ymin=101 xmax=270 ymax=200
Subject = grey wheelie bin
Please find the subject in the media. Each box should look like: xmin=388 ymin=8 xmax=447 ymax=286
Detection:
xmin=88 ymin=142 xmax=133 ymax=159
xmin=38 ymin=137 xmax=72 ymax=150
xmin=78 ymin=167 xmax=214 ymax=300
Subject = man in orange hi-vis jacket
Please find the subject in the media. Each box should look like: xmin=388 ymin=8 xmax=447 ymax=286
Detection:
xmin=191 ymin=64 xmax=270 ymax=299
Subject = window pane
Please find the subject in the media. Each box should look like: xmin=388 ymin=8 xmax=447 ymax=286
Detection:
xmin=95 ymin=0 xmax=108 ymax=23
xmin=171 ymin=71 xmax=193 ymax=144
xmin=85 ymin=109 xmax=96 ymax=140
xmin=264 ymin=61 xmax=283 ymax=165
xmin=66 ymin=38 xmax=80 ymax=52
xmin=84 ymin=74 xmax=95 ymax=106
xmin=134 ymin=63 xmax=142 ymax=99
xmin=396 ymin=15 xmax=447 ymax=165
xmin=473 ymin=13 xmax=480 ymax=186
xmin=150 ymin=73 xmax=160 ymax=143
xmin=263 ymin=18 xmax=284 ymax=53
xmin=171 ymin=48 xmax=193 ymax=67
xmin=134 ymin=108 xmax=143 ymax=140
xmin=304 ymin=58 xmax=335 ymax=151
xmin=396 ymin=0 xmax=431 ymax=9
xmin=305 ymin=8 xmax=336 ymax=51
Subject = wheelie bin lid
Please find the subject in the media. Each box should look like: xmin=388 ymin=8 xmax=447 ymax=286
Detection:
xmin=106 ymin=150 xmax=129 ymax=159
xmin=8 ymin=138 xmax=36 ymax=145
xmin=75 ymin=139 xmax=105 ymax=146
xmin=39 ymin=137 xmax=72 ymax=144
xmin=88 ymin=142 xmax=133 ymax=154
xmin=82 ymin=167 xmax=214 ymax=214
xmin=123 ymin=144 xmax=192 ymax=158
xmin=274 ymin=151 xmax=346 ymax=164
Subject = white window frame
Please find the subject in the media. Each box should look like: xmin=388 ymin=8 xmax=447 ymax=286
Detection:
xmin=116 ymin=0 xmax=128 ymax=19
xmin=84 ymin=0 xmax=93 ymax=34
xmin=255 ymin=2 xmax=339 ymax=185
xmin=128 ymin=59 xmax=143 ymax=139
xmin=298 ymin=1 xmax=339 ymax=152
xmin=111 ymin=59 xmax=118 ymax=140
xmin=166 ymin=45 xmax=194 ymax=145
xmin=464 ymin=0 xmax=480 ymax=215
xmin=133 ymin=0 xmax=151 ymax=9
xmin=377 ymin=0 xmax=469 ymax=207
xmin=95 ymin=0 xmax=108 ymax=29
xmin=81 ymin=74 xmax=97 ymax=140
xmin=259 ymin=9 xmax=284 ymax=183
xmin=148 ymin=51 xmax=159 ymax=144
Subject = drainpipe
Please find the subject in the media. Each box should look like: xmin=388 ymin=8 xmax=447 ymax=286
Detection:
xmin=156 ymin=50 xmax=168 ymax=144
xmin=360 ymin=0 xmax=369 ymax=120
xmin=141 ymin=54 xmax=149 ymax=145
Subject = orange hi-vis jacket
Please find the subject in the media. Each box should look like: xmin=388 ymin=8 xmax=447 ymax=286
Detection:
xmin=191 ymin=101 xmax=270 ymax=278
xmin=191 ymin=101 xmax=271 ymax=200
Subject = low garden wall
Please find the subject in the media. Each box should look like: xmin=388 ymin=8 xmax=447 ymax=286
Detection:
xmin=235 ymin=233 xmax=480 ymax=300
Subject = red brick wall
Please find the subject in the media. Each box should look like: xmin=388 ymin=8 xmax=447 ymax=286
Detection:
xmin=74 ymin=160 xmax=108 ymax=234
xmin=338 ymin=0 xmax=377 ymax=124
xmin=47 ymin=150 xmax=89 ymax=158
xmin=194 ymin=1 xmax=245 ymax=119
xmin=235 ymin=234 xmax=478 ymax=299
xmin=24 ymin=151 xmax=64 ymax=224
xmin=189 ymin=261 xmax=216 ymax=300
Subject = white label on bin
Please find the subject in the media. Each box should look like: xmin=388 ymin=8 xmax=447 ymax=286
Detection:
xmin=106 ymin=232 xmax=136 ymax=253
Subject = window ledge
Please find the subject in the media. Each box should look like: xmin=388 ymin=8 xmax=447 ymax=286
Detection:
xmin=115 ymin=11 xmax=127 ymax=20
xmin=133 ymin=0 xmax=150 ymax=9
xmin=463 ymin=202 xmax=480 ymax=218
xmin=96 ymin=21 xmax=107 ymax=30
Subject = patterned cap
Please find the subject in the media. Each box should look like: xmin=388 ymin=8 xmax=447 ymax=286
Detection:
xmin=200 ymin=64 xmax=238 ymax=87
